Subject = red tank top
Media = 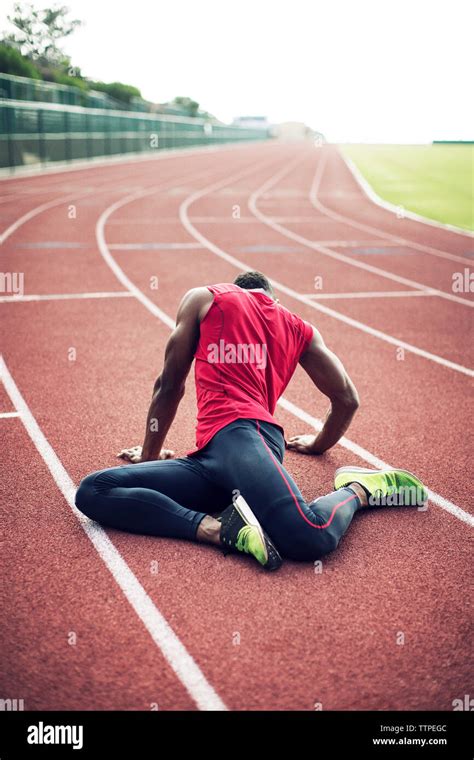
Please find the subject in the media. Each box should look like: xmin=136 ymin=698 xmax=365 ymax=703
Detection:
xmin=187 ymin=283 xmax=313 ymax=455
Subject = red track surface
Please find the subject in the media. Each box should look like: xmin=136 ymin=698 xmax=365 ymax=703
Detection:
xmin=1 ymin=142 xmax=473 ymax=711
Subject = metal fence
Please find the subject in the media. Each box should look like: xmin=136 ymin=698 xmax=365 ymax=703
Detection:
xmin=0 ymin=99 xmax=270 ymax=170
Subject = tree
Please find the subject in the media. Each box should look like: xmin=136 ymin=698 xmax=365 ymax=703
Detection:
xmin=89 ymin=81 xmax=142 ymax=105
xmin=3 ymin=3 xmax=82 ymax=67
xmin=0 ymin=41 xmax=41 ymax=77
xmin=172 ymin=96 xmax=200 ymax=117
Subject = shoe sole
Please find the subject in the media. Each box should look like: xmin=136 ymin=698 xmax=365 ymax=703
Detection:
xmin=334 ymin=466 xmax=428 ymax=503
xmin=233 ymin=495 xmax=282 ymax=569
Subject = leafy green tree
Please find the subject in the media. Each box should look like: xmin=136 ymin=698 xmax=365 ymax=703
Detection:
xmin=172 ymin=96 xmax=200 ymax=117
xmin=3 ymin=3 xmax=82 ymax=67
xmin=89 ymin=80 xmax=142 ymax=105
xmin=0 ymin=41 xmax=41 ymax=77
xmin=52 ymin=69 xmax=88 ymax=90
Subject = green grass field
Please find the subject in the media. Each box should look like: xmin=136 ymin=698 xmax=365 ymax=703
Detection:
xmin=339 ymin=144 xmax=473 ymax=232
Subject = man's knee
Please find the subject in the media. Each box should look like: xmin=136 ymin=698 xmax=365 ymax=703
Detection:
xmin=277 ymin=524 xmax=339 ymax=561
xmin=314 ymin=529 xmax=339 ymax=558
xmin=75 ymin=472 xmax=100 ymax=519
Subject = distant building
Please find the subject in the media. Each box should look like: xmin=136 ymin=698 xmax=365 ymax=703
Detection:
xmin=232 ymin=116 xmax=269 ymax=129
xmin=270 ymin=121 xmax=325 ymax=142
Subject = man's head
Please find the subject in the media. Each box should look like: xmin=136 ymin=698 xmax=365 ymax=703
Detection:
xmin=233 ymin=270 xmax=274 ymax=298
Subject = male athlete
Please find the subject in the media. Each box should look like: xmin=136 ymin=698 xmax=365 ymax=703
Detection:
xmin=76 ymin=271 xmax=427 ymax=570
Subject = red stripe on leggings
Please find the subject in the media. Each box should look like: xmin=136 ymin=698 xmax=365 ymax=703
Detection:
xmin=256 ymin=421 xmax=357 ymax=530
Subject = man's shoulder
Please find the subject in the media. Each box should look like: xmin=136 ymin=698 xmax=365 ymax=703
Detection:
xmin=183 ymin=285 xmax=214 ymax=301
xmin=178 ymin=287 xmax=214 ymax=321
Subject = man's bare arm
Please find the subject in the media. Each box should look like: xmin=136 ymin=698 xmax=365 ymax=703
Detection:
xmin=286 ymin=326 xmax=359 ymax=455
xmin=118 ymin=287 xmax=212 ymax=463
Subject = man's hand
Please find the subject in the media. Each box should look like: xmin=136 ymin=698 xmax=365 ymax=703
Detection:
xmin=286 ymin=434 xmax=324 ymax=455
xmin=117 ymin=445 xmax=175 ymax=463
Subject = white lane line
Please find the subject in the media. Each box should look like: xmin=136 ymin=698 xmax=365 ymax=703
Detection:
xmin=277 ymin=397 xmax=474 ymax=528
xmin=108 ymin=217 xmax=258 ymax=225
xmin=190 ymin=216 xmax=264 ymax=224
xmin=107 ymin=218 xmax=175 ymax=225
xmin=0 ymin=150 xmax=235 ymax=247
xmin=298 ymin=239 xmax=402 ymax=248
xmin=0 ymin=291 xmax=133 ymax=303
xmin=96 ymin=155 xmax=281 ymax=332
xmin=98 ymin=163 xmax=251 ymax=330
xmin=0 ymin=355 xmax=227 ymax=711
xmin=108 ymin=243 xmax=204 ymax=250
xmin=107 ymin=216 xmax=269 ymax=225
xmin=178 ymin=161 xmax=473 ymax=377
xmin=97 ymin=189 xmax=177 ymax=329
xmin=343 ymin=152 xmax=474 ymax=239
xmin=14 ymin=241 xmax=87 ymax=249
xmin=0 ymin=178 xmax=162 ymax=247
xmin=314 ymin=149 xmax=473 ymax=263
xmin=302 ymin=290 xmax=438 ymax=300
xmin=269 ymin=219 xmax=355 ymax=225
xmin=0 ymin=189 xmax=98 ymax=246
xmin=107 ymin=217 xmax=224 ymax=225
xmin=250 ymin=157 xmax=473 ymax=308
xmin=97 ymin=184 xmax=473 ymax=529
xmin=0 ymin=410 xmax=20 ymax=418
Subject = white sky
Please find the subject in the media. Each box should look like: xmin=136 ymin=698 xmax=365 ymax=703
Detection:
xmin=1 ymin=0 xmax=473 ymax=142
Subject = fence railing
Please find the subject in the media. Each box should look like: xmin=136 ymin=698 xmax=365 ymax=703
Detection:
xmin=0 ymin=99 xmax=270 ymax=170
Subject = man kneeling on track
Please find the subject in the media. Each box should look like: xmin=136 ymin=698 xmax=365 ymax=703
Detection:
xmin=76 ymin=271 xmax=427 ymax=571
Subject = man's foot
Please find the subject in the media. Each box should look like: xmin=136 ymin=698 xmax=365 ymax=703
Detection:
xmin=218 ymin=495 xmax=283 ymax=571
xmin=334 ymin=466 xmax=428 ymax=508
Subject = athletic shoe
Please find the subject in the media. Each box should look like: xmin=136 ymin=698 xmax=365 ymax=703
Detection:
xmin=334 ymin=466 xmax=428 ymax=508
xmin=218 ymin=495 xmax=282 ymax=571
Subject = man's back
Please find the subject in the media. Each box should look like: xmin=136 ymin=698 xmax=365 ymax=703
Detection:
xmin=191 ymin=283 xmax=313 ymax=452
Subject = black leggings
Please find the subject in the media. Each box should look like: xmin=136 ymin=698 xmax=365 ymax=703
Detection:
xmin=75 ymin=419 xmax=361 ymax=561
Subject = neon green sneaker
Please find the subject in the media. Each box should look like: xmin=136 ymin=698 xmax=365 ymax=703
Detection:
xmin=219 ymin=495 xmax=282 ymax=570
xmin=334 ymin=466 xmax=428 ymax=508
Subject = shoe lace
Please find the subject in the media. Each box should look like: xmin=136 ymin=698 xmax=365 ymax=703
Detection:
xmin=385 ymin=472 xmax=399 ymax=495
xmin=235 ymin=525 xmax=253 ymax=554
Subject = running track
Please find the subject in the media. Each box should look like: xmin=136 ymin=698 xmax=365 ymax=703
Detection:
xmin=1 ymin=142 xmax=473 ymax=711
